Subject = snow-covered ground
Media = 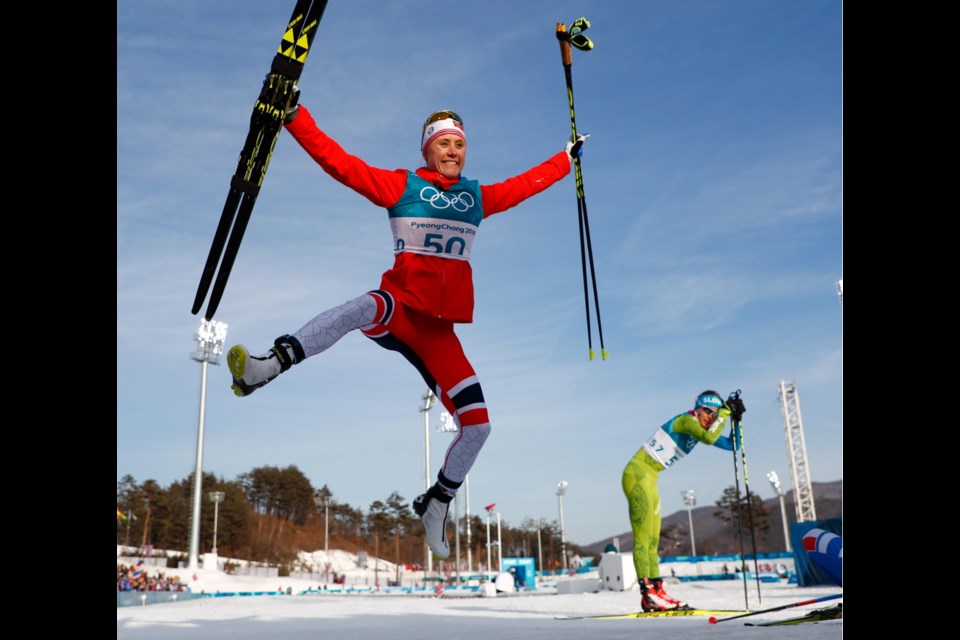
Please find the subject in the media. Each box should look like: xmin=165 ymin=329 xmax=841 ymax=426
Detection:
xmin=117 ymin=549 xmax=842 ymax=639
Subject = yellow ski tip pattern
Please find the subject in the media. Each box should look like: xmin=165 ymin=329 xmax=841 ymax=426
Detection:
xmin=277 ymin=13 xmax=318 ymax=63
xmin=278 ymin=29 xmax=311 ymax=62
xmin=601 ymin=349 xmax=610 ymax=360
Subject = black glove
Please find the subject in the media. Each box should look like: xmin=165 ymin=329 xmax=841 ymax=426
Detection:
xmin=283 ymin=84 xmax=300 ymax=124
xmin=726 ymin=391 xmax=746 ymax=423
xmin=261 ymin=74 xmax=300 ymax=124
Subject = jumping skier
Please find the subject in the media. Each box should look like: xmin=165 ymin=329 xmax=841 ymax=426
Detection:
xmin=226 ymin=89 xmax=586 ymax=560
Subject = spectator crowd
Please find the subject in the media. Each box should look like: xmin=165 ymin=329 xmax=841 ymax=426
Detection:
xmin=117 ymin=561 xmax=188 ymax=592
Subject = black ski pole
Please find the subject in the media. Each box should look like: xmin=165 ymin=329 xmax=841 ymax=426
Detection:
xmin=735 ymin=416 xmax=763 ymax=603
xmin=556 ymin=19 xmax=608 ymax=361
xmin=727 ymin=389 xmax=761 ymax=604
xmin=737 ymin=416 xmax=764 ymax=604
xmin=729 ymin=418 xmax=750 ymax=610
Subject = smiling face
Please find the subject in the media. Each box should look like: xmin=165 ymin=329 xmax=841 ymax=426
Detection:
xmin=423 ymin=134 xmax=466 ymax=180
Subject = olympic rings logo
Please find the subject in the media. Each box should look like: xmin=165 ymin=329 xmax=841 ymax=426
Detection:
xmin=420 ymin=187 xmax=475 ymax=212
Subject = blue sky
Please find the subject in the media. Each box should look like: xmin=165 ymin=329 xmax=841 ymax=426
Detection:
xmin=117 ymin=0 xmax=842 ymax=546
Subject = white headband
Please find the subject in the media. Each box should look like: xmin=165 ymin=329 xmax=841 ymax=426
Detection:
xmin=421 ymin=118 xmax=466 ymax=153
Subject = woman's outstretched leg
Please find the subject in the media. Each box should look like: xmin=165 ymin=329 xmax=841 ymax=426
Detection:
xmin=228 ymin=291 xmax=390 ymax=396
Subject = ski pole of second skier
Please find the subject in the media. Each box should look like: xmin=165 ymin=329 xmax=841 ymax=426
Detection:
xmin=735 ymin=411 xmax=763 ymax=604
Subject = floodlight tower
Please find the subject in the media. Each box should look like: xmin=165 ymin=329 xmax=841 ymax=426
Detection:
xmin=314 ymin=488 xmax=332 ymax=558
xmin=778 ymin=380 xmax=817 ymax=522
xmin=556 ymin=481 xmax=569 ymax=573
xmin=485 ymin=503 xmax=496 ymax=574
xmin=438 ymin=411 xmax=465 ymax=576
xmin=681 ymin=490 xmax=696 ymax=556
xmin=536 ymin=518 xmax=545 ymax=579
xmin=464 ymin=476 xmax=472 ymax=573
xmin=208 ymin=491 xmax=225 ymax=555
xmin=420 ymin=389 xmax=438 ymax=573
xmin=188 ymin=319 xmax=227 ymax=570
xmin=767 ymin=471 xmax=792 ymax=552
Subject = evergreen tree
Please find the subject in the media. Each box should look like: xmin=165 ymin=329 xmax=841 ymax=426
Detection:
xmin=239 ymin=465 xmax=314 ymax=524
xmin=659 ymin=522 xmax=683 ymax=555
xmin=713 ymin=484 xmax=771 ymax=542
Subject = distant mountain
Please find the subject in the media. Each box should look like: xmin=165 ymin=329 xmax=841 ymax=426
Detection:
xmin=583 ymin=479 xmax=842 ymax=556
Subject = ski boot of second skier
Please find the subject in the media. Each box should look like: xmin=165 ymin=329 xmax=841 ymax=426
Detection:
xmin=640 ymin=577 xmax=691 ymax=612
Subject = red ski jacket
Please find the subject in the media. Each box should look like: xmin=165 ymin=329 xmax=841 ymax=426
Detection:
xmin=285 ymin=106 xmax=571 ymax=322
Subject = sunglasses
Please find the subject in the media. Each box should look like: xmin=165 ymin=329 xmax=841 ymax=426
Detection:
xmin=423 ymin=110 xmax=464 ymax=128
xmin=700 ymin=407 xmax=718 ymax=417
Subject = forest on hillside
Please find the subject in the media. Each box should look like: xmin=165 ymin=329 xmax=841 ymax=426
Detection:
xmin=118 ymin=465 xmax=815 ymax=572
xmin=116 ymin=465 xmax=588 ymax=573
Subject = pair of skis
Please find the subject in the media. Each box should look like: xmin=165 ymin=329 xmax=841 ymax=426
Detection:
xmin=563 ymin=604 xmax=842 ymax=625
xmin=557 ymin=608 xmax=744 ymax=620
xmin=191 ymin=0 xmax=329 ymax=321
xmin=744 ymin=603 xmax=842 ymax=626
xmin=560 ymin=593 xmax=842 ymax=623
xmin=709 ymin=593 xmax=842 ymax=624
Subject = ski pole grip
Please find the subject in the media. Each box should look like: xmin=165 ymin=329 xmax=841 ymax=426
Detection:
xmin=556 ymin=23 xmax=572 ymax=66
